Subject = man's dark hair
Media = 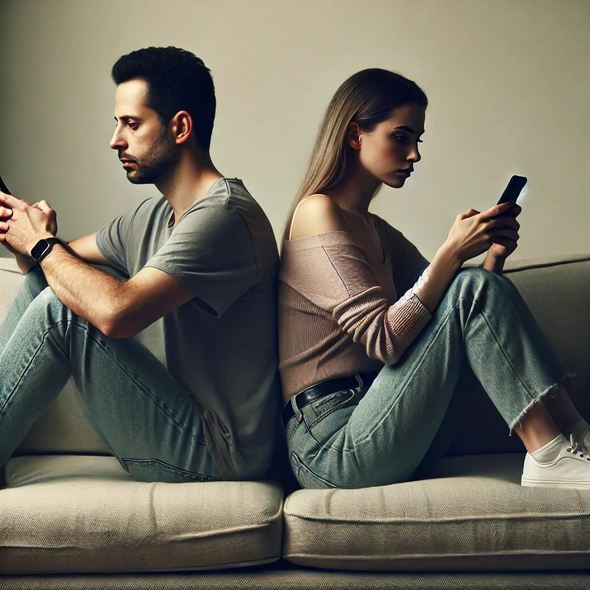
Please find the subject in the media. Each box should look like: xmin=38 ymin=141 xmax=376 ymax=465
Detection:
xmin=112 ymin=46 xmax=216 ymax=152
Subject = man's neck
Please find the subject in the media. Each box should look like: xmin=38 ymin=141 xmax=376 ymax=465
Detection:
xmin=156 ymin=153 xmax=224 ymax=223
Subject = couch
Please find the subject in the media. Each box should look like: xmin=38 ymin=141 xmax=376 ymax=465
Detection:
xmin=1 ymin=253 xmax=589 ymax=589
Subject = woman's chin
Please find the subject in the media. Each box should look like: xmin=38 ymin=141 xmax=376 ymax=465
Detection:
xmin=383 ymin=175 xmax=407 ymax=189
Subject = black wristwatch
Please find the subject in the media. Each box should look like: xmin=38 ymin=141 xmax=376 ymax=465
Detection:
xmin=30 ymin=237 xmax=63 ymax=265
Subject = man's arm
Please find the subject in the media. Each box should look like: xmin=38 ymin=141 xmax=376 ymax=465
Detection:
xmin=13 ymin=232 xmax=110 ymax=274
xmin=39 ymin=243 xmax=193 ymax=338
xmin=67 ymin=232 xmax=112 ymax=265
xmin=0 ymin=192 xmax=194 ymax=338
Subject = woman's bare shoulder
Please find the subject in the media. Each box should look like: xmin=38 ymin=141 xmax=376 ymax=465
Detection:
xmin=289 ymin=194 xmax=348 ymax=239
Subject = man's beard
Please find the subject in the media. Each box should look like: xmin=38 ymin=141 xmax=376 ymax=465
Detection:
xmin=123 ymin=130 xmax=178 ymax=185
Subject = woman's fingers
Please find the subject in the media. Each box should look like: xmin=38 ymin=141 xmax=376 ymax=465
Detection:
xmin=480 ymin=201 xmax=515 ymax=220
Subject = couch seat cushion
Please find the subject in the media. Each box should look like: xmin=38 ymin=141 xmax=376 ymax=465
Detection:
xmin=1 ymin=455 xmax=283 ymax=574
xmin=283 ymin=453 xmax=590 ymax=571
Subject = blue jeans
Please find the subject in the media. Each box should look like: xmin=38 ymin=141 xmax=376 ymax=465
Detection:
xmin=0 ymin=269 xmax=221 ymax=482
xmin=285 ymin=268 xmax=570 ymax=489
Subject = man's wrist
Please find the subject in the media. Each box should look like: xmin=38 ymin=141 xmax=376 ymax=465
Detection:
xmin=27 ymin=233 xmax=56 ymax=257
xmin=30 ymin=235 xmax=63 ymax=265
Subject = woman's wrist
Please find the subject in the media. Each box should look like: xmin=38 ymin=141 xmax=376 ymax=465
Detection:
xmin=435 ymin=243 xmax=462 ymax=274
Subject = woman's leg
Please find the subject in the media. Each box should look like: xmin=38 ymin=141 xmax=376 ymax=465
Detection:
xmin=494 ymin=275 xmax=584 ymax=432
xmin=0 ymin=279 xmax=220 ymax=483
xmin=286 ymin=268 xmax=572 ymax=489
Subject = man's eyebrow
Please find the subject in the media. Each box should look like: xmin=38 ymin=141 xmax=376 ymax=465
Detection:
xmin=393 ymin=125 xmax=425 ymax=135
xmin=113 ymin=115 xmax=140 ymax=122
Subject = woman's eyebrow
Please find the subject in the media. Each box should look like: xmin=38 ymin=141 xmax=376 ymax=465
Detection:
xmin=393 ymin=125 xmax=425 ymax=134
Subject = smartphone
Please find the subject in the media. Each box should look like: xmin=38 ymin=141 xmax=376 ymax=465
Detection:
xmin=497 ymin=175 xmax=527 ymax=205
xmin=0 ymin=176 xmax=11 ymax=195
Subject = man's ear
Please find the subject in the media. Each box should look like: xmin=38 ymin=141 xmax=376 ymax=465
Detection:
xmin=346 ymin=122 xmax=362 ymax=151
xmin=170 ymin=111 xmax=193 ymax=146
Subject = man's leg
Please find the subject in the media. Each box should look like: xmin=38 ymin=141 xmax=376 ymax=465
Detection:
xmin=0 ymin=280 xmax=220 ymax=483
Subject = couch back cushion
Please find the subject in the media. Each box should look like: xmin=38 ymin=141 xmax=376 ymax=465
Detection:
xmin=1 ymin=254 xmax=589 ymax=457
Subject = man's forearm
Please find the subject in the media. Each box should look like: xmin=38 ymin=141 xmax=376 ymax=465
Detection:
xmin=39 ymin=243 xmax=126 ymax=335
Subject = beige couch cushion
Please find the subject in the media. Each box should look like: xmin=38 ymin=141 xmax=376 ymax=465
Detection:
xmin=1 ymin=455 xmax=283 ymax=574
xmin=283 ymin=453 xmax=590 ymax=571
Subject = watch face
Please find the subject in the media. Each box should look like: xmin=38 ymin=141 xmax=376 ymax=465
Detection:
xmin=31 ymin=239 xmax=51 ymax=262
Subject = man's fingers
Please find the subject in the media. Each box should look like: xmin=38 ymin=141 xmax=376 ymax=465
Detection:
xmin=0 ymin=206 xmax=13 ymax=219
xmin=35 ymin=200 xmax=52 ymax=213
xmin=0 ymin=192 xmax=24 ymax=210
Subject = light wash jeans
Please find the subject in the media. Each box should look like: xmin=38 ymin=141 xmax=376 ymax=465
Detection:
xmin=285 ymin=268 xmax=570 ymax=489
xmin=0 ymin=268 xmax=221 ymax=482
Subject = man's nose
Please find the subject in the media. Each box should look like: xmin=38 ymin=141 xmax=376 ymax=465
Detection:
xmin=109 ymin=127 xmax=126 ymax=151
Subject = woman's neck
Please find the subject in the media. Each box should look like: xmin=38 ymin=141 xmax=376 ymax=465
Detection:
xmin=329 ymin=163 xmax=381 ymax=218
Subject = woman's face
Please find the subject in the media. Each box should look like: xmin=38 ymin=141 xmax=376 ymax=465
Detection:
xmin=355 ymin=103 xmax=426 ymax=188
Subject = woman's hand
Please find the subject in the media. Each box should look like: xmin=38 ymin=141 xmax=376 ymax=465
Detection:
xmin=487 ymin=204 xmax=522 ymax=260
xmin=443 ymin=201 xmax=520 ymax=264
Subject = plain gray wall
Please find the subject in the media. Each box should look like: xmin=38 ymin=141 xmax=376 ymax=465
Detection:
xmin=1 ymin=0 xmax=589 ymax=261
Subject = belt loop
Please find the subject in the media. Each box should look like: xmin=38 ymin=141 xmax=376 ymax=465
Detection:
xmin=354 ymin=373 xmax=364 ymax=390
xmin=291 ymin=394 xmax=304 ymax=423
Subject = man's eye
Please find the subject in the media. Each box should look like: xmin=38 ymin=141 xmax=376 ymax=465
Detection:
xmin=128 ymin=123 xmax=139 ymax=130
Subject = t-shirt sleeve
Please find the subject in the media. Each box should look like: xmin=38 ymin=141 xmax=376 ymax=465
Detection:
xmin=96 ymin=213 xmax=133 ymax=275
xmin=95 ymin=198 xmax=156 ymax=275
xmin=144 ymin=204 xmax=258 ymax=317
xmin=285 ymin=232 xmax=432 ymax=365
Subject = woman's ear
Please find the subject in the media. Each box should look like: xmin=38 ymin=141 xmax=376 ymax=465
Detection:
xmin=170 ymin=110 xmax=193 ymax=146
xmin=346 ymin=122 xmax=362 ymax=151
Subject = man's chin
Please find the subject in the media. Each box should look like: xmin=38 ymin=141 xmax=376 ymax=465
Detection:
xmin=126 ymin=172 xmax=148 ymax=185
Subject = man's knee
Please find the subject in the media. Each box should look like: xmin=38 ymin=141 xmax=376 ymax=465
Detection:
xmin=22 ymin=267 xmax=48 ymax=296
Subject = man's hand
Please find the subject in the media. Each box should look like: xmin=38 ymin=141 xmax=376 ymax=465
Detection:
xmin=0 ymin=192 xmax=57 ymax=256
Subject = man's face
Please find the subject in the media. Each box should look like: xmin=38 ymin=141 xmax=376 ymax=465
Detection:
xmin=110 ymin=78 xmax=178 ymax=184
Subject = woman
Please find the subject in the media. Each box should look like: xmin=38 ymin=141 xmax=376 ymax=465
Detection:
xmin=278 ymin=68 xmax=589 ymax=490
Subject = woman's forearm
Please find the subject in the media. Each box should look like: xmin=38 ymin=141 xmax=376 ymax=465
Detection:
xmin=482 ymin=250 xmax=505 ymax=274
xmin=413 ymin=245 xmax=462 ymax=313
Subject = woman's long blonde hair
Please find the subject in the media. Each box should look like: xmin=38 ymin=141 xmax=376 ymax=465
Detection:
xmin=281 ymin=68 xmax=428 ymax=246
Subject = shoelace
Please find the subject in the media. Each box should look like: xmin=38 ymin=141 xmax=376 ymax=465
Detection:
xmin=566 ymin=434 xmax=590 ymax=461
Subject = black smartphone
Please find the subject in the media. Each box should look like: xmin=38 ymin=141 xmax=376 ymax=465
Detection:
xmin=0 ymin=176 xmax=11 ymax=195
xmin=497 ymin=175 xmax=527 ymax=205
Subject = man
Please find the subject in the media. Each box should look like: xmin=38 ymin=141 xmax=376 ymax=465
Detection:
xmin=0 ymin=46 xmax=281 ymax=482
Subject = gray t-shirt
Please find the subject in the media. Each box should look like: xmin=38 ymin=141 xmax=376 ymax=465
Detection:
xmin=96 ymin=178 xmax=281 ymax=480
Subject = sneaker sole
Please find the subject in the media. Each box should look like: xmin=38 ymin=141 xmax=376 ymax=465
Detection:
xmin=521 ymin=476 xmax=590 ymax=489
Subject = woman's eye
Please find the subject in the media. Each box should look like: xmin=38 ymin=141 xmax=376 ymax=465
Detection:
xmin=392 ymin=134 xmax=408 ymax=143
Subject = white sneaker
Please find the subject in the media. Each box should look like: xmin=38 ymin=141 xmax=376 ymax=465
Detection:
xmin=521 ymin=435 xmax=590 ymax=489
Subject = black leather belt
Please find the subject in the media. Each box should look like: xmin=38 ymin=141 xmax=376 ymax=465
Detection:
xmin=282 ymin=371 xmax=379 ymax=426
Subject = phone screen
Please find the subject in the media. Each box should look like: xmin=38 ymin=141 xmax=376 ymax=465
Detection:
xmin=497 ymin=175 xmax=527 ymax=205
xmin=0 ymin=176 xmax=11 ymax=195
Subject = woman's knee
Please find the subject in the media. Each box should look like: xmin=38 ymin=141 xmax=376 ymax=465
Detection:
xmin=448 ymin=267 xmax=504 ymax=297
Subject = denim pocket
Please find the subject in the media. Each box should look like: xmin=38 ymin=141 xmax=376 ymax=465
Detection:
xmin=121 ymin=457 xmax=221 ymax=483
xmin=303 ymin=388 xmax=357 ymax=430
xmin=290 ymin=451 xmax=337 ymax=489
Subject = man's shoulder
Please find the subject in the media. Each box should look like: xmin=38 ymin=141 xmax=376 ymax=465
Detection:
xmin=186 ymin=178 xmax=273 ymax=234
xmin=195 ymin=178 xmax=261 ymax=213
